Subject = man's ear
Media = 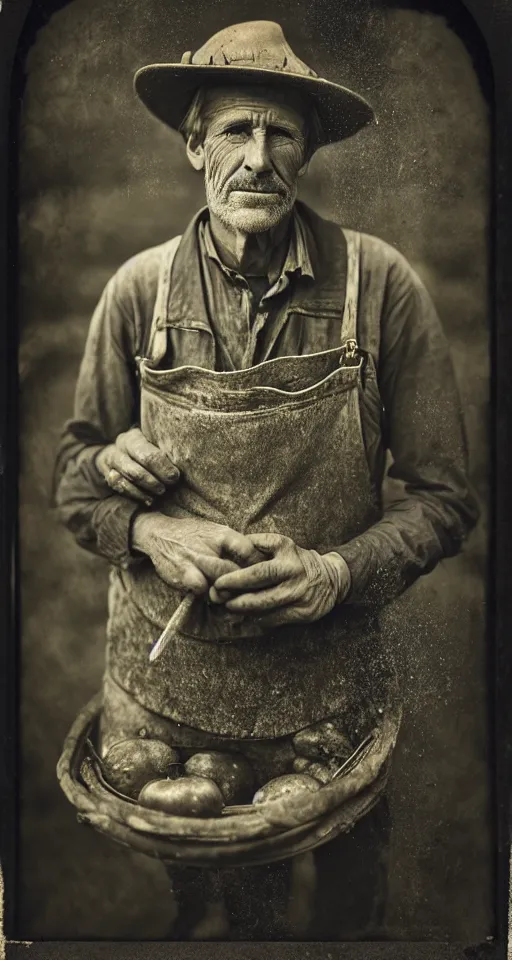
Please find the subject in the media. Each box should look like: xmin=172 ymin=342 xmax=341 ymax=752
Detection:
xmin=298 ymin=159 xmax=310 ymax=178
xmin=186 ymin=134 xmax=205 ymax=171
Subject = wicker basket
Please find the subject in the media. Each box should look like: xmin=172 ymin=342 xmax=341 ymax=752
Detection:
xmin=57 ymin=691 xmax=402 ymax=868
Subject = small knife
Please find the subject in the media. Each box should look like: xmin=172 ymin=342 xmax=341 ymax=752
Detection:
xmin=149 ymin=592 xmax=195 ymax=663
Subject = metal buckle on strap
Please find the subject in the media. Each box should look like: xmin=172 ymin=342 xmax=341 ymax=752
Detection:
xmin=135 ymin=354 xmax=154 ymax=369
xmin=339 ymin=338 xmax=361 ymax=367
xmin=134 ymin=355 xmax=146 ymax=381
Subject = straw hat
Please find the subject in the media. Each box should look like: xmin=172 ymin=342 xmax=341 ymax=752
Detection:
xmin=134 ymin=20 xmax=375 ymax=147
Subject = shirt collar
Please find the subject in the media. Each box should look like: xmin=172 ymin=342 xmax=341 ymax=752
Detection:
xmin=163 ymin=203 xmax=326 ymax=332
xmin=286 ymin=209 xmax=315 ymax=282
xmin=200 ymin=207 xmax=315 ymax=295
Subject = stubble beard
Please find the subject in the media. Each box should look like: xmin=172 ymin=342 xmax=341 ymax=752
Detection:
xmin=205 ymin=177 xmax=297 ymax=236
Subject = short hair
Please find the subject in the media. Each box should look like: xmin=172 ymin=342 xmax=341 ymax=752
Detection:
xmin=180 ymin=88 xmax=208 ymax=142
xmin=179 ymin=87 xmax=324 ymax=161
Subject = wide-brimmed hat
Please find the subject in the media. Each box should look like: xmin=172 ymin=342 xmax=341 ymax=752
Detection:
xmin=134 ymin=20 xmax=375 ymax=147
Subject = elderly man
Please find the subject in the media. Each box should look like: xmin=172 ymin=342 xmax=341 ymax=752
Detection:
xmin=54 ymin=20 xmax=478 ymax=941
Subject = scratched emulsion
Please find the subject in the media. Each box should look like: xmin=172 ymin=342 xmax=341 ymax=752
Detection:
xmin=16 ymin=0 xmax=491 ymax=941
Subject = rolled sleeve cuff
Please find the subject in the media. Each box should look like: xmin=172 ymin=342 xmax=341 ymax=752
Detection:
xmin=333 ymin=534 xmax=405 ymax=607
xmin=333 ymin=538 xmax=376 ymax=604
xmin=92 ymin=496 xmax=143 ymax=569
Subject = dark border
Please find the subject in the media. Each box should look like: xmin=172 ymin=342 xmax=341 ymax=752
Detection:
xmin=0 ymin=0 xmax=510 ymax=957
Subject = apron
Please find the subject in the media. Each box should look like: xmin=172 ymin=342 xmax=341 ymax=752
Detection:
xmin=106 ymin=228 xmax=396 ymax=739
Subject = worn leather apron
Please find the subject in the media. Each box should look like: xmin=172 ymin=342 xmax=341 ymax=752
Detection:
xmin=106 ymin=229 xmax=396 ymax=739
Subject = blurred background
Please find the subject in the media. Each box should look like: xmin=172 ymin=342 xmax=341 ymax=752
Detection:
xmin=16 ymin=0 xmax=492 ymax=942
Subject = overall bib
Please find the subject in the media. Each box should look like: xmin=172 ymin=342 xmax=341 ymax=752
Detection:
xmin=105 ymin=228 xmax=397 ymax=744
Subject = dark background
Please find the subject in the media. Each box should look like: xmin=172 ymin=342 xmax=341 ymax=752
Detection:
xmin=16 ymin=0 xmax=492 ymax=942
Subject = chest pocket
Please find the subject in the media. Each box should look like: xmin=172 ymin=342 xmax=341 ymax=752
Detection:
xmin=164 ymin=327 xmax=216 ymax=371
xmin=277 ymin=309 xmax=343 ymax=359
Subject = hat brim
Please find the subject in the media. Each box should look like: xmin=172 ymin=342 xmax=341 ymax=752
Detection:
xmin=134 ymin=64 xmax=375 ymax=145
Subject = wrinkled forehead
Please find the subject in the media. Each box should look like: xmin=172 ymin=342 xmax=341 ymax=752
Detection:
xmin=202 ymin=84 xmax=309 ymax=132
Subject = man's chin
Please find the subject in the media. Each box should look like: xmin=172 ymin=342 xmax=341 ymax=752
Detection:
xmin=214 ymin=200 xmax=292 ymax=234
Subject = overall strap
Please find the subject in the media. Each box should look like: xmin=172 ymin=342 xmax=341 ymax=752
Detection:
xmin=145 ymin=235 xmax=182 ymax=365
xmin=340 ymin=229 xmax=361 ymax=345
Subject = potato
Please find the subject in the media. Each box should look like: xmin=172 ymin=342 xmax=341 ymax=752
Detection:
xmin=252 ymin=773 xmax=320 ymax=805
xmin=307 ymin=762 xmax=333 ymax=785
xmin=292 ymin=756 xmax=312 ymax=774
xmin=292 ymin=720 xmax=353 ymax=763
xmin=138 ymin=775 xmax=225 ymax=816
xmin=102 ymin=738 xmax=180 ymax=799
xmin=184 ymin=751 xmax=255 ymax=804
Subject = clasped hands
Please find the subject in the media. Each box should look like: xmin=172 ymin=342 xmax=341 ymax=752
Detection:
xmin=97 ymin=428 xmax=351 ymax=627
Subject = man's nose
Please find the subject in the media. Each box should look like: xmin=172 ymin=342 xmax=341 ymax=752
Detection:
xmin=243 ymin=130 xmax=272 ymax=175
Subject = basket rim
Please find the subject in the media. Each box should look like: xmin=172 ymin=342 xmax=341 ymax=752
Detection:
xmin=57 ymin=693 xmax=402 ymax=848
xmin=77 ymin=766 xmax=390 ymax=868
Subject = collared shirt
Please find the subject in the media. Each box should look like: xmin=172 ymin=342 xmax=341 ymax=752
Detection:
xmin=53 ymin=202 xmax=479 ymax=606
xmin=198 ymin=212 xmax=314 ymax=370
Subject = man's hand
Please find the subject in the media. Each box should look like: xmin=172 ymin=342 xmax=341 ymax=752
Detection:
xmin=209 ymin=533 xmax=351 ymax=627
xmin=131 ymin=513 xmax=264 ymax=595
xmin=96 ymin=428 xmax=180 ymax=506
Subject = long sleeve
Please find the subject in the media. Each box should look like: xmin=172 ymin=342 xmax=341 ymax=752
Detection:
xmin=335 ymin=246 xmax=480 ymax=606
xmin=53 ymin=274 xmax=143 ymax=566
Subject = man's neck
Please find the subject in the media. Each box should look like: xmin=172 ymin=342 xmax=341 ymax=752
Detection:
xmin=209 ymin=211 xmax=292 ymax=279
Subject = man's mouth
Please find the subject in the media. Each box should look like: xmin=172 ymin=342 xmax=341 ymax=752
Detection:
xmin=229 ymin=190 xmax=283 ymax=206
xmin=229 ymin=185 xmax=284 ymax=195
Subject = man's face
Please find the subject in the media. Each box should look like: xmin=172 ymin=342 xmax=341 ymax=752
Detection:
xmin=190 ymin=87 xmax=308 ymax=234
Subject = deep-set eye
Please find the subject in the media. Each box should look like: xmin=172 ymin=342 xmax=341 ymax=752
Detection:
xmin=267 ymin=125 xmax=295 ymax=140
xmin=224 ymin=123 xmax=251 ymax=139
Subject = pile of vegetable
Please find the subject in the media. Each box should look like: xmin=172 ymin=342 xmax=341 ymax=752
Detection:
xmin=98 ymin=718 xmax=356 ymax=816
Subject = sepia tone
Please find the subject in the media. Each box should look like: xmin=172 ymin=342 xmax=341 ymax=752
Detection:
xmin=17 ymin=0 xmax=491 ymax=942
